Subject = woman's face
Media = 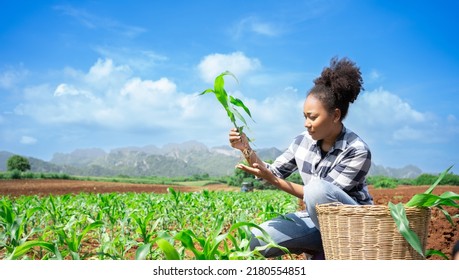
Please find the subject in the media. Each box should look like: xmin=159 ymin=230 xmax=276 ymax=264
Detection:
xmin=303 ymin=94 xmax=340 ymax=141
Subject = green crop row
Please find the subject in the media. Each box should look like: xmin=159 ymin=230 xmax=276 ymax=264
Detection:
xmin=0 ymin=188 xmax=298 ymax=260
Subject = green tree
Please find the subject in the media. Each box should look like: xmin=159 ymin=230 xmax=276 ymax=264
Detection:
xmin=7 ymin=155 xmax=31 ymax=172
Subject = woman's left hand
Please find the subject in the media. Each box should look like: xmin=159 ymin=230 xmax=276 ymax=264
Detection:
xmin=236 ymin=162 xmax=274 ymax=182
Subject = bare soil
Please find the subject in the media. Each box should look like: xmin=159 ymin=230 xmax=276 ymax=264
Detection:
xmin=0 ymin=179 xmax=457 ymax=260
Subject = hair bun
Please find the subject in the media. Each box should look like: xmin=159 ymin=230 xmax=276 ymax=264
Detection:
xmin=314 ymin=57 xmax=363 ymax=104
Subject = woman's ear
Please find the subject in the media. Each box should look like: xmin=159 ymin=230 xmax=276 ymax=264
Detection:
xmin=334 ymin=108 xmax=341 ymax=122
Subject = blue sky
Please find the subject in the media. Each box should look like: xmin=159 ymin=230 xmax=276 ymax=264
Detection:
xmin=1 ymin=0 xmax=458 ymax=174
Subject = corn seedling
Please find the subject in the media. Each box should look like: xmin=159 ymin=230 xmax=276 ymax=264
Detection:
xmin=154 ymin=219 xmax=292 ymax=260
xmin=200 ymin=71 xmax=254 ymax=137
xmin=389 ymin=165 xmax=459 ymax=259
xmin=54 ymin=217 xmax=103 ymax=259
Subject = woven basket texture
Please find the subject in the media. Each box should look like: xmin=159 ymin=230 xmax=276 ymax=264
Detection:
xmin=316 ymin=203 xmax=431 ymax=260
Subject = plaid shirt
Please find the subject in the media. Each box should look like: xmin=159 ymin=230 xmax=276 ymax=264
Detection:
xmin=266 ymin=126 xmax=373 ymax=205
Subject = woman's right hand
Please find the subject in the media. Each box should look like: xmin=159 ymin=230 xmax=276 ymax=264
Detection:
xmin=228 ymin=128 xmax=249 ymax=151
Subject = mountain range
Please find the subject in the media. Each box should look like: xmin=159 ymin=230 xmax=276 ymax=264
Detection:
xmin=0 ymin=140 xmax=423 ymax=178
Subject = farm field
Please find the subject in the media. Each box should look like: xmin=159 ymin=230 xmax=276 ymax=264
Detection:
xmin=0 ymin=179 xmax=458 ymax=260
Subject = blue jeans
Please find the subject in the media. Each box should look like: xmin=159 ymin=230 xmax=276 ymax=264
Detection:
xmin=249 ymin=178 xmax=359 ymax=258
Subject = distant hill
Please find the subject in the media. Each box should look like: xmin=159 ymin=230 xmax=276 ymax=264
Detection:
xmin=1 ymin=142 xmax=423 ymax=178
xmin=368 ymin=163 xmax=423 ymax=179
xmin=0 ymin=151 xmax=15 ymax=170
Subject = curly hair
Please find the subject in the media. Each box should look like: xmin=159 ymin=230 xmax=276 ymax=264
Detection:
xmin=309 ymin=56 xmax=364 ymax=120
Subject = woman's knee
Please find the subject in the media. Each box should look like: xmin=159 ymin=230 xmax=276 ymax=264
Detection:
xmin=303 ymin=178 xmax=331 ymax=204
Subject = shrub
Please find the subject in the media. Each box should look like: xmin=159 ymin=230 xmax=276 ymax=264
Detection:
xmin=22 ymin=172 xmax=35 ymax=179
xmin=414 ymin=172 xmax=459 ymax=186
xmin=10 ymin=170 xmax=21 ymax=179
xmin=413 ymin=174 xmax=437 ymax=185
xmin=374 ymin=178 xmax=398 ymax=189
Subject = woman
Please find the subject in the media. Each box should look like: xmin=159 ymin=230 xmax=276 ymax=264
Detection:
xmin=229 ymin=57 xmax=373 ymax=259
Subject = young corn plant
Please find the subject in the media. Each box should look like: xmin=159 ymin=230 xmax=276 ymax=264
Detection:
xmin=0 ymin=199 xmax=43 ymax=252
xmin=54 ymin=216 xmax=103 ymax=260
xmin=153 ymin=217 xmax=292 ymax=260
xmin=200 ymin=71 xmax=254 ymax=138
xmin=389 ymin=165 xmax=459 ymax=259
xmin=0 ymin=185 xmax=297 ymax=260
xmin=131 ymin=212 xmax=162 ymax=244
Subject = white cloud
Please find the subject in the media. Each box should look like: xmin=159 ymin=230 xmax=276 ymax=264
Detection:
xmin=0 ymin=65 xmax=28 ymax=89
xmin=392 ymin=126 xmax=424 ymax=141
xmin=20 ymin=136 xmax=37 ymax=145
xmin=13 ymin=58 xmax=217 ymax=132
xmin=84 ymin=58 xmax=132 ymax=87
xmin=232 ymin=16 xmax=282 ymax=39
xmin=367 ymin=69 xmax=384 ymax=83
xmin=198 ymin=52 xmax=261 ymax=83
xmin=54 ymin=5 xmax=146 ymax=38
xmin=346 ymin=87 xmax=457 ymax=145
xmin=11 ymin=56 xmax=308 ymax=150
xmin=369 ymin=70 xmax=380 ymax=80
xmin=251 ymin=21 xmax=280 ymax=36
xmin=94 ymin=46 xmax=168 ymax=72
xmin=351 ymin=88 xmax=426 ymax=126
xmin=447 ymin=114 xmax=457 ymax=122
xmin=54 ymin=83 xmax=94 ymax=99
xmin=120 ymin=77 xmax=176 ymax=102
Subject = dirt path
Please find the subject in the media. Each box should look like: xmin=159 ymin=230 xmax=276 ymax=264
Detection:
xmin=0 ymin=179 xmax=457 ymax=260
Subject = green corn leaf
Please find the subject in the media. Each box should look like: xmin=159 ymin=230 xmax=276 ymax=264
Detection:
xmin=225 ymin=233 xmax=241 ymax=252
xmin=8 ymin=240 xmax=56 ymax=260
xmin=80 ymin=220 xmax=104 ymax=238
xmin=440 ymin=207 xmax=454 ymax=225
xmin=388 ymin=202 xmax=424 ymax=257
xmin=135 ymin=243 xmax=151 ymax=260
xmin=205 ymin=233 xmax=228 ymax=259
xmin=230 ymin=106 xmax=248 ymax=127
xmin=224 ymin=70 xmax=238 ymax=82
xmin=424 ymin=165 xmax=454 ymax=194
xmin=426 ymin=249 xmax=449 ymax=260
xmin=439 ymin=191 xmax=459 ymax=202
xmin=199 ymin=88 xmax=215 ymax=95
xmin=174 ymin=230 xmax=204 ymax=259
xmin=405 ymin=194 xmax=441 ymax=207
xmin=77 ymin=221 xmax=104 ymax=247
xmin=70 ymin=251 xmax=80 ymax=260
xmin=184 ymin=229 xmax=207 ymax=251
xmin=230 ymin=96 xmax=253 ymax=119
xmin=214 ymin=73 xmax=226 ymax=92
xmin=200 ymin=86 xmax=230 ymax=118
xmin=156 ymin=238 xmax=181 ymax=260
xmin=408 ymin=194 xmax=458 ymax=208
xmin=229 ymin=221 xmax=292 ymax=258
xmin=212 ymin=75 xmax=230 ymax=109
xmin=225 ymin=106 xmax=236 ymax=124
xmin=0 ymin=200 xmax=14 ymax=224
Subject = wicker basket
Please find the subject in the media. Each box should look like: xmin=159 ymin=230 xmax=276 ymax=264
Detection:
xmin=315 ymin=203 xmax=431 ymax=260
